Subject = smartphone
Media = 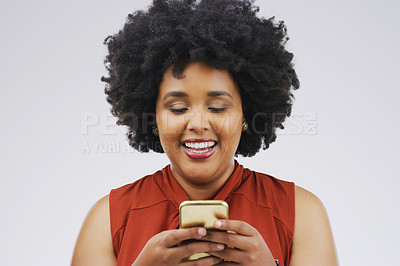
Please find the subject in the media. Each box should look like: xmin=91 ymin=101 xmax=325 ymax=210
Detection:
xmin=179 ymin=200 xmax=229 ymax=260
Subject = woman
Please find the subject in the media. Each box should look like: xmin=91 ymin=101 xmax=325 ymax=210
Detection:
xmin=72 ymin=0 xmax=338 ymax=265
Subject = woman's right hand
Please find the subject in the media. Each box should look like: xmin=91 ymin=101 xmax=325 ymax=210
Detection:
xmin=132 ymin=227 xmax=225 ymax=266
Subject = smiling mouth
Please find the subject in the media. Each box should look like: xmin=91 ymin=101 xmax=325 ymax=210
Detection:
xmin=182 ymin=141 xmax=217 ymax=152
xmin=181 ymin=140 xmax=218 ymax=158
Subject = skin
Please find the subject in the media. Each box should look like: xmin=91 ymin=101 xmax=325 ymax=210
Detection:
xmin=155 ymin=62 xmax=243 ymax=200
xmin=71 ymin=62 xmax=338 ymax=266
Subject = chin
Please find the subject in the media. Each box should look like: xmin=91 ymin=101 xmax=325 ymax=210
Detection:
xmin=182 ymin=164 xmax=217 ymax=181
xmin=187 ymin=175 xmax=216 ymax=186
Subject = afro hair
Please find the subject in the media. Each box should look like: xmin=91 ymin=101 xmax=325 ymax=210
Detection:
xmin=102 ymin=0 xmax=299 ymax=157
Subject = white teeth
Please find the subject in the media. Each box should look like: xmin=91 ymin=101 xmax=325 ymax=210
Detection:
xmin=183 ymin=141 xmax=217 ymax=150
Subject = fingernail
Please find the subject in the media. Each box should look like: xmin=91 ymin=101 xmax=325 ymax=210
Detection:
xmin=215 ymin=220 xmax=222 ymax=228
xmin=198 ymin=228 xmax=206 ymax=236
xmin=216 ymin=243 xmax=225 ymax=250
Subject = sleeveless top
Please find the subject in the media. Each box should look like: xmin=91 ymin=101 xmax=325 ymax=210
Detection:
xmin=109 ymin=161 xmax=295 ymax=266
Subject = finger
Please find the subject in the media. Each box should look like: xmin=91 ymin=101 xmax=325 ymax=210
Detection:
xmin=202 ymin=230 xmax=251 ymax=250
xmin=179 ymin=255 xmax=223 ymax=265
xmin=208 ymin=246 xmax=245 ymax=264
xmin=173 ymin=240 xmax=225 ymax=259
xmin=164 ymin=227 xmax=207 ymax=247
xmin=214 ymin=220 xmax=255 ymax=236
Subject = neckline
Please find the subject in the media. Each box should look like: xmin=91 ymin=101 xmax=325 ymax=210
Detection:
xmin=161 ymin=160 xmax=244 ymax=208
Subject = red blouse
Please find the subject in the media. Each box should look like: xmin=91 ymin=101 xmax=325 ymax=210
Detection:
xmin=109 ymin=161 xmax=295 ymax=266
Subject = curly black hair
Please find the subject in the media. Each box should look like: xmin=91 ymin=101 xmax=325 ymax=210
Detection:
xmin=102 ymin=0 xmax=299 ymax=157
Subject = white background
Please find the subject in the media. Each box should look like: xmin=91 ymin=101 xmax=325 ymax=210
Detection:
xmin=1 ymin=0 xmax=399 ymax=265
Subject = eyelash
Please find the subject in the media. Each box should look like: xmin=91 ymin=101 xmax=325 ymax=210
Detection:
xmin=209 ymin=107 xmax=226 ymax=113
xmin=170 ymin=108 xmax=188 ymax=114
xmin=170 ymin=107 xmax=226 ymax=114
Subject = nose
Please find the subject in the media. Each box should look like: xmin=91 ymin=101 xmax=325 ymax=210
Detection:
xmin=185 ymin=109 xmax=210 ymax=133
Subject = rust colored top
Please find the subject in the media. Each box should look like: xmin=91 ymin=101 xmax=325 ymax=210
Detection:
xmin=109 ymin=161 xmax=295 ymax=266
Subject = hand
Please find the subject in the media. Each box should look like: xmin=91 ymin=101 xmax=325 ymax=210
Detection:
xmin=132 ymin=227 xmax=225 ymax=266
xmin=202 ymin=220 xmax=276 ymax=265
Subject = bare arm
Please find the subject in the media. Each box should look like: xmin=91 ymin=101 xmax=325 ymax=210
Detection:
xmin=72 ymin=195 xmax=225 ymax=265
xmin=289 ymin=186 xmax=338 ymax=266
xmin=71 ymin=195 xmax=117 ymax=266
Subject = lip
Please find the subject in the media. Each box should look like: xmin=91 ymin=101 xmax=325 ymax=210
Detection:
xmin=181 ymin=144 xmax=217 ymax=159
xmin=181 ymin=138 xmax=218 ymax=159
xmin=181 ymin=138 xmax=217 ymax=143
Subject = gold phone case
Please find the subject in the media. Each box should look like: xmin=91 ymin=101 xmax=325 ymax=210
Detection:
xmin=179 ymin=200 xmax=229 ymax=260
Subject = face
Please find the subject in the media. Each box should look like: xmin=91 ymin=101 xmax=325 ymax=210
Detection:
xmin=156 ymin=62 xmax=243 ymax=187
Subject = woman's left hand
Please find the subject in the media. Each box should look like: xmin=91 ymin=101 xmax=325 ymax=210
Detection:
xmin=202 ymin=220 xmax=276 ymax=265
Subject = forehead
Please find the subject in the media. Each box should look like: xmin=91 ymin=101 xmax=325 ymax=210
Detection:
xmin=158 ymin=62 xmax=240 ymax=98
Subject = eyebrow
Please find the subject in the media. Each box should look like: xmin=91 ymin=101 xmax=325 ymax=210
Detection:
xmin=207 ymin=90 xmax=232 ymax=99
xmin=162 ymin=90 xmax=233 ymax=101
xmin=162 ymin=91 xmax=188 ymax=101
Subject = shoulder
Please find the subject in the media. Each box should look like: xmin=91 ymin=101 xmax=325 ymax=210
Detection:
xmin=236 ymin=168 xmax=295 ymax=230
xmin=110 ymin=169 xmax=167 ymax=210
xmin=240 ymin=169 xmax=295 ymax=209
xmin=294 ymin=186 xmax=335 ymax=232
xmin=290 ymin=186 xmax=338 ymax=266
xmin=72 ymin=195 xmax=116 ymax=266
xmin=294 ymin=185 xmax=326 ymax=215
xmin=293 ymin=186 xmax=331 ymax=235
xmin=241 ymin=168 xmax=295 ymax=198
xmin=75 ymin=195 xmax=111 ymax=242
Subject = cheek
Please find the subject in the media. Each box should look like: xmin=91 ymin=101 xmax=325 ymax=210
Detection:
xmin=213 ymin=117 xmax=241 ymax=154
xmin=212 ymin=113 xmax=242 ymax=138
xmin=157 ymin=112 xmax=184 ymax=149
xmin=158 ymin=112 xmax=182 ymax=134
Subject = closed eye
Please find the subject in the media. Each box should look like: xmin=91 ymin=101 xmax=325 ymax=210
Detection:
xmin=170 ymin=108 xmax=188 ymax=114
xmin=209 ymin=107 xmax=226 ymax=113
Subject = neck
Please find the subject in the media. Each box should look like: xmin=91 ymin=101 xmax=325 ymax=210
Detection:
xmin=171 ymin=161 xmax=235 ymax=200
